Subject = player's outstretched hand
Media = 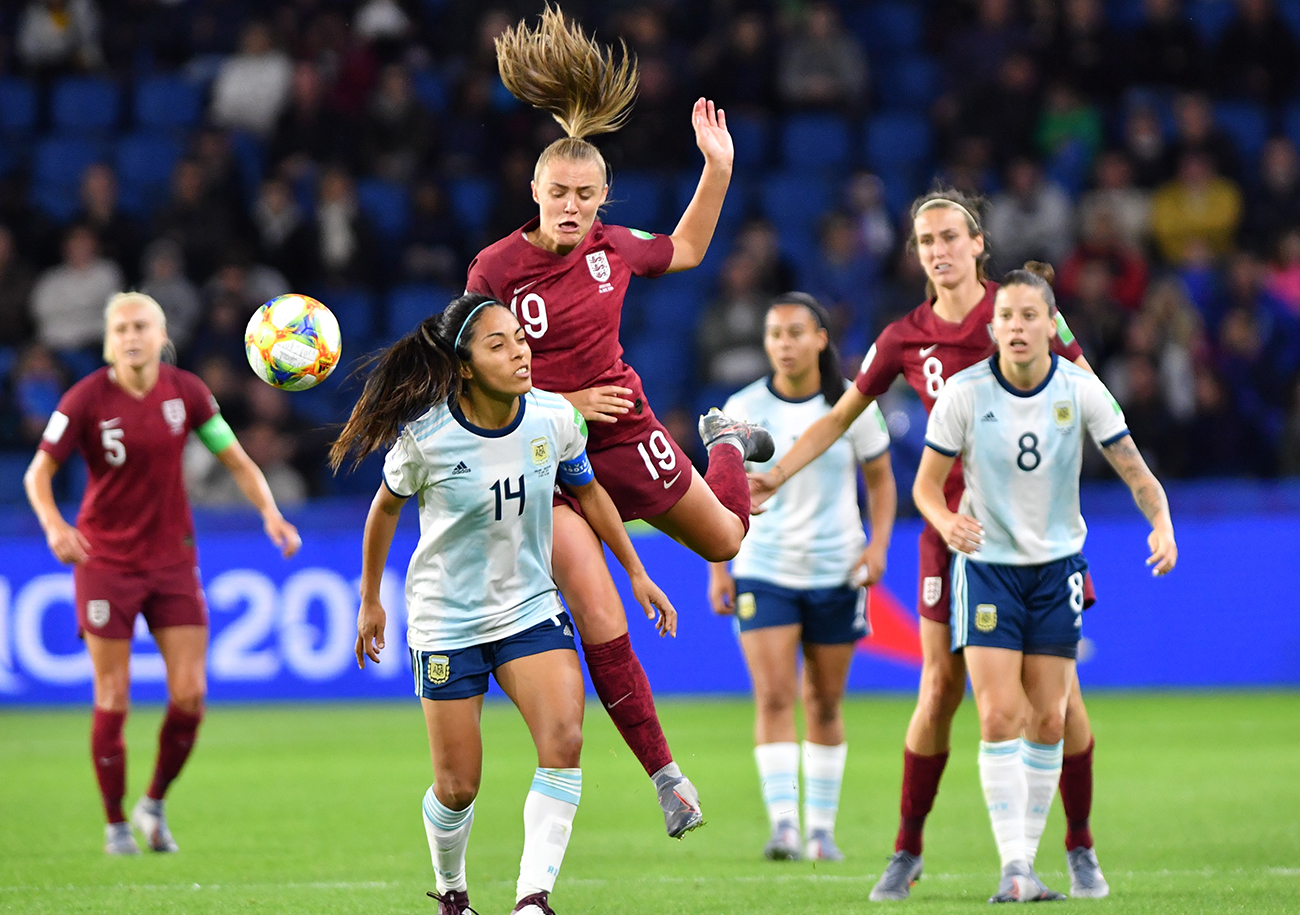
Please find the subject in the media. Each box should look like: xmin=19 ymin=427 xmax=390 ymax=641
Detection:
xmin=46 ymin=518 xmax=90 ymax=564
xmin=852 ymin=541 xmax=888 ymax=587
xmin=631 ymin=571 xmax=677 ymax=637
xmin=939 ymin=512 xmax=983 ymax=555
xmin=1146 ymin=526 xmax=1177 ymax=577
xmin=563 ymin=386 xmax=634 ymax=424
xmin=355 ymin=597 xmax=386 ymax=668
xmin=265 ymin=515 xmax=301 ymax=558
xmin=748 ymin=471 xmax=779 ymax=513
xmin=708 ymin=566 xmax=736 ymax=615
xmin=691 ymin=97 xmax=733 ymax=169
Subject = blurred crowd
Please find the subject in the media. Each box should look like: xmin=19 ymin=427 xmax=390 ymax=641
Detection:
xmin=2 ymin=0 xmax=1300 ymax=499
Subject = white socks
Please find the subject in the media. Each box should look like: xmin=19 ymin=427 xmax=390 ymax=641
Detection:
xmin=516 ymin=768 xmax=582 ymax=902
xmin=802 ymin=741 xmax=848 ymax=835
xmin=979 ymin=738 xmax=1028 ymax=868
xmin=754 ymin=742 xmax=800 ymax=829
xmin=1022 ymin=739 xmax=1064 ymax=866
xmin=422 ymin=787 xmax=474 ymax=893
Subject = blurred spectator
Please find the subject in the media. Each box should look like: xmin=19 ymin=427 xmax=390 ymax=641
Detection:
xmin=1041 ymin=0 xmax=1125 ymax=101
xmin=1105 ymin=305 xmax=1197 ymax=422
xmin=1166 ymin=93 xmax=1239 ymax=182
xmin=193 ymin=352 xmax=250 ymax=429
xmin=1121 ymin=102 xmax=1170 ymax=188
xmin=1129 ymin=0 xmax=1205 ymax=90
xmin=1140 ymin=277 xmax=1207 ymax=422
xmin=986 ymin=157 xmax=1075 ymax=272
xmin=29 ymin=224 xmax=123 ymax=354
xmin=1279 ymin=377 xmax=1300 ymax=474
xmin=1213 ymin=0 xmax=1300 ymax=105
xmin=440 ymin=72 xmax=503 ymax=177
xmin=607 ymin=59 xmax=691 ymax=170
xmin=9 ymin=344 xmax=67 ymax=446
xmin=732 ymin=220 xmax=797 ymax=296
xmin=313 ymin=166 xmax=376 ymax=287
xmin=777 ymin=2 xmax=867 ymax=112
xmin=404 ymin=178 xmax=467 ymax=287
xmin=1243 ymin=138 xmax=1300 ymax=257
xmin=242 ymin=379 xmax=327 ymax=489
xmin=0 ymin=226 xmax=36 ymax=348
xmin=202 ymin=257 xmax=290 ymax=315
xmin=1058 ymin=202 xmax=1148 ymax=310
xmin=138 ymin=239 xmax=202 ymax=354
xmin=1150 ymin=152 xmax=1243 ymax=265
xmin=488 ymin=150 xmax=540 ymax=243
xmin=252 ymin=178 xmax=315 ymax=289
xmin=875 ymin=246 xmax=930 ymax=328
xmin=1107 ymin=351 xmax=1185 ymax=475
xmin=189 ymin=291 xmax=254 ymax=372
xmin=192 ymin=128 xmax=249 ymax=232
xmin=844 ymin=172 xmax=896 ymax=260
xmin=945 ymin=0 xmax=1032 ymax=91
xmin=1186 ymin=367 xmax=1261 ymax=475
xmin=1265 ymin=228 xmax=1300 ymax=315
xmin=1060 ymin=259 xmax=1127 ymax=367
xmin=698 ymin=253 xmax=769 ymax=386
xmin=803 ymin=212 xmax=879 ymax=349
xmin=1078 ymin=151 xmax=1152 ymax=249
xmin=186 ymin=421 xmax=307 ymax=507
xmin=353 ymin=0 xmax=412 ymax=46
xmin=270 ymin=62 xmax=349 ymax=178
xmin=210 ymin=21 xmax=293 ymax=136
xmin=698 ymin=11 xmax=778 ymax=115
xmin=1035 ymin=82 xmax=1103 ymax=177
xmin=362 ymin=64 xmax=434 ymax=183
xmin=17 ymin=0 xmax=103 ymax=74
xmin=955 ymin=52 xmax=1041 ymax=166
xmin=154 ymin=159 xmax=234 ymax=283
xmin=75 ymin=163 xmax=144 ymax=286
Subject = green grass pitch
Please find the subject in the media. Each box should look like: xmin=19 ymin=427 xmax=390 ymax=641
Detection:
xmin=2 ymin=692 xmax=1298 ymax=914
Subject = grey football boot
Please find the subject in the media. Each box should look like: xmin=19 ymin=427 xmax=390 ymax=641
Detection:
xmin=1067 ymin=846 xmax=1110 ymax=898
xmin=763 ymin=820 xmax=803 ymax=860
xmin=652 ymin=767 xmax=704 ymax=839
xmin=869 ymin=850 xmax=923 ymax=901
xmin=989 ymin=860 xmax=1066 ymax=903
xmin=104 ymin=821 xmax=140 ymax=855
xmin=131 ymin=796 xmax=179 ymax=852
xmin=698 ymin=409 xmax=776 ymax=463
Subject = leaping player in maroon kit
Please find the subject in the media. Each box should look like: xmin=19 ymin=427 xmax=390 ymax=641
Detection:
xmin=24 ymin=292 xmax=300 ymax=856
xmin=751 ymin=190 xmax=1110 ymax=900
xmin=466 ymin=7 xmax=772 ymax=838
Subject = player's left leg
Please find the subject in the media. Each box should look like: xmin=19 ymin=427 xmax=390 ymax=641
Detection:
xmin=85 ymin=633 xmax=138 ymax=855
xmin=495 ymin=648 xmax=586 ymax=915
xmin=646 ymin=465 xmax=748 ymax=561
xmin=1062 ymin=648 xmax=1108 ymax=897
xmin=135 ymin=624 xmax=207 ymax=852
xmin=800 ymin=639 xmax=855 ymax=862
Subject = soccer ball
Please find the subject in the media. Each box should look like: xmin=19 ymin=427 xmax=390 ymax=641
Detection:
xmin=244 ymin=294 xmax=342 ymax=391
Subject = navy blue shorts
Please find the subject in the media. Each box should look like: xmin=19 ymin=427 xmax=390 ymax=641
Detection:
xmin=950 ymin=554 xmax=1088 ymax=658
xmin=410 ymin=612 xmax=577 ymax=700
xmin=733 ymin=578 xmax=869 ymax=645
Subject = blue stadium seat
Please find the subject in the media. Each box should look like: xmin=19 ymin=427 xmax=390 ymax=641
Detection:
xmin=51 ymin=77 xmax=120 ymax=133
xmin=758 ymin=171 xmax=832 ymax=238
xmin=848 ymin=2 xmax=924 ymax=57
xmin=622 ymin=336 xmax=692 ymax=411
xmin=642 ymin=282 xmax=704 ymax=333
xmin=673 ymin=171 xmax=750 ymax=238
xmin=356 ymin=178 xmax=411 ymax=242
xmin=387 ymin=284 xmax=456 ymax=337
xmin=1105 ymin=0 xmax=1148 ymax=31
xmin=323 ymin=288 xmax=375 ymax=342
xmin=448 ymin=177 xmax=497 ymax=234
xmin=229 ymin=130 xmax=266 ymax=201
xmin=1281 ymin=0 xmax=1300 ymax=38
xmin=876 ymin=55 xmax=941 ymax=112
xmin=0 ymin=78 xmax=37 ymax=134
xmin=864 ymin=112 xmax=932 ymax=170
xmin=1214 ymin=101 xmax=1270 ymax=167
xmin=115 ymin=133 xmax=183 ymax=217
xmin=782 ymin=113 xmax=852 ymax=171
xmin=1186 ymin=0 xmax=1236 ymax=44
xmin=31 ymin=136 xmax=105 ymax=221
xmin=1284 ymin=103 xmax=1300 ymax=152
xmin=411 ymin=68 xmax=448 ymax=114
xmin=0 ymin=455 xmax=31 ymax=501
xmin=606 ymin=171 xmax=664 ymax=231
xmin=727 ymin=112 xmax=771 ymax=172
xmin=134 ymin=76 xmax=204 ymax=131
xmin=329 ymin=452 xmax=386 ymax=496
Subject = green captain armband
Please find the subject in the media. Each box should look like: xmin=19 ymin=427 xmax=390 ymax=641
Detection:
xmin=1055 ymin=312 xmax=1077 ymax=346
xmin=197 ymin=414 xmax=237 ymax=454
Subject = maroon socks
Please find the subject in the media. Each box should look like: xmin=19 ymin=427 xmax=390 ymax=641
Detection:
xmin=703 ymin=442 xmax=751 ymax=535
xmin=582 ymin=633 xmax=673 ymax=776
xmin=1060 ymin=737 xmax=1095 ymax=851
xmin=895 ymin=748 xmax=950 ymax=855
xmin=91 ymin=708 xmax=127 ymax=823
xmin=148 ymin=703 xmax=204 ymax=801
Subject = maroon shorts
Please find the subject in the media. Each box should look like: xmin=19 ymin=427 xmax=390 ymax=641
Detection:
xmin=73 ymin=560 xmax=208 ymax=639
xmin=554 ymin=415 xmax=693 ymax=522
xmin=916 ymin=523 xmax=1098 ymax=624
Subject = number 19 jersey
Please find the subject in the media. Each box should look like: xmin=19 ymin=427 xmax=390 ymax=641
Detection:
xmin=383 ymin=389 xmax=593 ymax=652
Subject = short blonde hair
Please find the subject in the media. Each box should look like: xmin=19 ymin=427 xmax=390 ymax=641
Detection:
xmin=102 ymin=292 xmax=169 ymax=364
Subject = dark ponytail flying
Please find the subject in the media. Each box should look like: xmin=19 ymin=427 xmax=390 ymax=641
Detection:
xmin=769 ymin=291 xmax=846 ymax=407
xmin=329 ymin=293 xmax=506 ymax=471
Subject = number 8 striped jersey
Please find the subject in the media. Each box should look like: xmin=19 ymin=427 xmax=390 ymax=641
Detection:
xmin=923 ymin=354 xmax=1130 ymax=565
xmin=383 ymin=389 xmax=595 ymax=651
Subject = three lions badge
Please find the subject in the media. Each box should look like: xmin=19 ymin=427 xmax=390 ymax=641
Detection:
xmin=922 ymin=576 xmax=943 ymax=608
xmin=586 ymin=251 xmax=611 ymax=283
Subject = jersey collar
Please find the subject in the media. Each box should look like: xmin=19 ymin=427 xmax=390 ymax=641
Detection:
xmin=450 ymin=395 xmax=527 ymax=438
xmin=518 ymin=216 xmax=602 ymax=261
xmin=989 ymin=352 xmax=1058 ymax=398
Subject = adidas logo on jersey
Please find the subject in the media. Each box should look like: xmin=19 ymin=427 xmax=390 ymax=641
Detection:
xmin=452 ymin=461 xmax=472 ymax=475
xmin=981 ymin=411 xmax=998 ymax=422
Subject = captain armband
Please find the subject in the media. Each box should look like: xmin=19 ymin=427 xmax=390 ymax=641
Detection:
xmin=196 ymin=414 xmax=237 ymax=454
xmin=557 ymin=450 xmax=595 ymax=487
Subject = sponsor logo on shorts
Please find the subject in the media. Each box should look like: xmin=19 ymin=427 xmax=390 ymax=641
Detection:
xmin=737 ymin=592 xmax=756 ymax=621
xmin=426 ymin=655 xmax=450 ymax=685
xmin=975 ymin=604 xmax=998 ymax=633
xmin=162 ymin=398 xmax=187 ymax=435
xmin=922 ymin=576 xmax=943 ymax=607
xmin=586 ymin=250 xmax=611 ymax=282
xmin=531 ymin=437 xmax=550 ymax=465
xmin=1054 ymin=401 xmax=1074 ymax=426
xmin=87 ymin=600 xmax=110 ymax=629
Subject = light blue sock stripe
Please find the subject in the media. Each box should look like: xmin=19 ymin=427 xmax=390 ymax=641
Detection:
xmin=530 ymin=768 xmax=582 ymax=806
xmin=979 ymin=738 xmax=1023 ymax=757
xmin=1022 ymin=739 xmax=1064 ymax=770
xmin=423 ymin=786 xmax=473 ymax=830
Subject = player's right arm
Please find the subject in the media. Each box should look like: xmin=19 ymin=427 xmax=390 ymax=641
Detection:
xmin=912 ymin=446 xmax=982 ymax=554
xmin=356 ymin=483 xmax=406 ymax=668
xmin=1100 ymin=435 xmax=1177 ymax=576
xmin=707 ymin=562 xmax=736 ymax=615
xmin=23 ymin=451 xmax=90 ymax=564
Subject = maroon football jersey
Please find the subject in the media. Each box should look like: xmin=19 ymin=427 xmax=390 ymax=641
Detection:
xmin=39 ymin=365 xmax=220 ymax=569
xmin=467 ymin=218 xmax=675 ymax=448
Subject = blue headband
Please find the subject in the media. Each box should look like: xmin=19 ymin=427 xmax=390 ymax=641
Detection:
xmin=453 ymin=301 xmax=499 ymax=350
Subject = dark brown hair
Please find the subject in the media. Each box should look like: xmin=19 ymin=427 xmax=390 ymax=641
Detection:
xmin=907 ymin=187 xmax=990 ymax=298
xmin=329 ymin=294 xmax=507 ymax=471
xmin=768 ymin=292 xmax=846 ymax=407
xmin=1000 ymin=260 xmax=1058 ymax=313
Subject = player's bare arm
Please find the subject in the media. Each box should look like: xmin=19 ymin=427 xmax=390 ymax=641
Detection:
xmin=355 ymin=484 xmax=406 ymax=667
xmin=215 ymin=441 xmax=301 ymax=558
xmin=569 ymin=478 xmax=677 ymax=637
xmin=560 ymin=385 xmax=635 ymax=424
xmin=666 ymin=98 xmax=733 ymax=273
xmin=913 ymin=446 xmax=983 ymax=555
xmin=749 ymin=385 xmax=875 ymax=509
xmin=854 ymin=450 xmax=897 ymax=586
xmin=707 ymin=562 xmax=736 ymax=615
xmin=23 ymin=450 xmax=90 ymax=564
xmin=1100 ymin=435 xmax=1177 ymax=577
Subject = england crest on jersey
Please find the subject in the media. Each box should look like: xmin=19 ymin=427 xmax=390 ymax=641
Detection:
xmin=586 ymin=250 xmax=611 ymax=282
xmin=161 ymin=398 xmax=186 ymax=435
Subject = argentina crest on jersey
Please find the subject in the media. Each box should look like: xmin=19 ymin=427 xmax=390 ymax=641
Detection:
xmin=586 ymin=250 xmax=611 ymax=282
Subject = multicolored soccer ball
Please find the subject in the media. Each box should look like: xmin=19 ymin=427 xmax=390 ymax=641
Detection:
xmin=244 ymin=294 xmax=342 ymax=391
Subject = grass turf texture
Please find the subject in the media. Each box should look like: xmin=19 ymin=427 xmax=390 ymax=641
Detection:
xmin=1 ymin=693 xmax=1297 ymax=914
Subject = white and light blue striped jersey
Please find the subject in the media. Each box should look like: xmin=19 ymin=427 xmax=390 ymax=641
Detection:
xmin=383 ymin=388 xmax=593 ymax=651
xmin=724 ymin=378 xmax=891 ymax=589
xmin=924 ymin=354 xmax=1129 ymax=565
